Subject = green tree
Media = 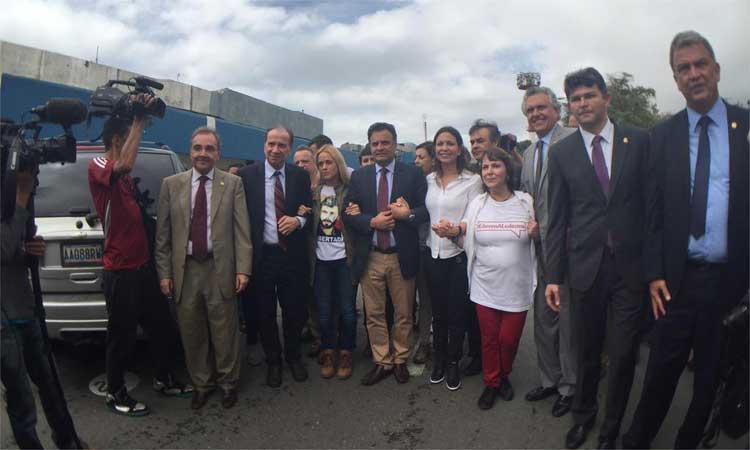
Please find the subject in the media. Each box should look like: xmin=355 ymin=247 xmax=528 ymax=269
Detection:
xmin=607 ymin=72 xmax=668 ymax=129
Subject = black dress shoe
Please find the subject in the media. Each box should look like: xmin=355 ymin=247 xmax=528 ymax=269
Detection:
xmin=361 ymin=364 xmax=393 ymax=386
xmin=597 ymin=438 xmax=616 ymax=449
xmin=267 ymin=364 xmax=282 ymax=388
xmin=289 ymin=360 xmax=308 ymax=382
xmin=463 ymin=356 xmax=482 ymax=376
xmin=565 ymin=421 xmax=594 ymax=449
xmin=552 ymin=395 xmax=574 ymax=417
xmin=394 ymin=363 xmax=410 ymax=384
xmin=221 ymin=389 xmax=238 ymax=409
xmin=525 ymin=385 xmax=558 ymax=402
xmin=191 ymin=390 xmax=210 ymax=410
xmin=498 ymin=377 xmax=514 ymax=401
xmin=477 ymin=386 xmax=499 ymax=410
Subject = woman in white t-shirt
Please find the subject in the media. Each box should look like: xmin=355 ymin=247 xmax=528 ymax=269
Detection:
xmin=425 ymin=126 xmax=483 ymax=391
xmin=307 ymin=145 xmax=357 ymax=380
xmin=459 ymin=146 xmax=539 ymax=410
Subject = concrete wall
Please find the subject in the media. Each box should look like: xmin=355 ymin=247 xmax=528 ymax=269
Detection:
xmin=0 ymin=40 xmax=323 ymax=139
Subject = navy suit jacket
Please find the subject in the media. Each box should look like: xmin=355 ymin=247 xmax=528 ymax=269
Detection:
xmin=644 ymin=102 xmax=749 ymax=307
xmin=344 ymin=161 xmax=428 ymax=282
xmin=237 ymin=162 xmax=312 ymax=275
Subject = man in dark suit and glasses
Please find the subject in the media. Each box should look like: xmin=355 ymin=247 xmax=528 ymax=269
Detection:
xmin=623 ymin=30 xmax=749 ymax=449
xmin=344 ymin=122 xmax=428 ymax=386
xmin=544 ymin=68 xmax=653 ymax=449
xmin=238 ymin=125 xmax=313 ymax=388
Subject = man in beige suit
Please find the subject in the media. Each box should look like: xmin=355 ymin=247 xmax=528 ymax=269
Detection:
xmin=155 ymin=127 xmax=252 ymax=410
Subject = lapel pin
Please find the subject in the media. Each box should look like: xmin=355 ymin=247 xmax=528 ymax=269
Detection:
xmin=220 ymin=181 xmax=225 ymax=186
xmin=731 ymin=121 xmax=737 ymax=129
xmin=623 ymin=137 xmax=629 ymax=144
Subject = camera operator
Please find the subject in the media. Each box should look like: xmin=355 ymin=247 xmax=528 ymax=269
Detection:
xmin=1 ymin=168 xmax=86 ymax=449
xmin=87 ymin=93 xmax=192 ymax=417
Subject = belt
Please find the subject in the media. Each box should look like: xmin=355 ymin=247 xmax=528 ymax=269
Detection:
xmin=371 ymin=246 xmax=397 ymax=254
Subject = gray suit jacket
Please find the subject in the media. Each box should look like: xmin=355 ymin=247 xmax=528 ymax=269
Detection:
xmin=521 ymin=124 xmax=575 ymax=250
xmin=155 ymin=169 xmax=252 ymax=303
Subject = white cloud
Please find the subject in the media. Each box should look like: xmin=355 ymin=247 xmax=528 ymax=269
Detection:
xmin=1 ymin=0 xmax=748 ymax=144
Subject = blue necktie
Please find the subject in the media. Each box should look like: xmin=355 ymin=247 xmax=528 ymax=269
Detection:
xmin=690 ymin=116 xmax=711 ymax=239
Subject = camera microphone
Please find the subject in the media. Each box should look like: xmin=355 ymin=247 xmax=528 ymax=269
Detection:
xmin=31 ymin=98 xmax=88 ymax=127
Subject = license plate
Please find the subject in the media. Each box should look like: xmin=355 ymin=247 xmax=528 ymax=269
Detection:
xmin=61 ymin=242 xmax=103 ymax=266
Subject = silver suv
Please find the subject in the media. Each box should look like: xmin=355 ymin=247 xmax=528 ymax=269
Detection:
xmin=35 ymin=144 xmax=184 ymax=341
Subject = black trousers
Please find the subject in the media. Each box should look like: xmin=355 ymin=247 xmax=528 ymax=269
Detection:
xmin=624 ymin=262 xmax=725 ymax=449
xmin=1 ymin=321 xmax=81 ymax=449
xmin=427 ymin=253 xmax=468 ymax=365
xmin=570 ymin=252 xmax=644 ymax=441
xmin=102 ymin=265 xmax=180 ymax=393
xmin=255 ymin=244 xmax=308 ymax=364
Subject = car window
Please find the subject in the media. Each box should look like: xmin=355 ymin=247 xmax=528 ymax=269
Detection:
xmin=36 ymin=151 xmax=180 ymax=217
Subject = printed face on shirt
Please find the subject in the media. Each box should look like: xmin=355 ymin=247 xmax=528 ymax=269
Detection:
xmin=481 ymin=158 xmax=508 ymax=192
xmin=265 ymin=128 xmax=292 ymax=170
xmin=319 ymin=197 xmax=340 ymax=237
xmin=317 ymin=151 xmax=340 ymax=185
xmin=568 ymin=85 xmax=611 ymax=133
xmin=672 ymin=43 xmax=721 ymax=113
xmin=435 ymin=132 xmax=461 ymax=167
xmin=369 ymin=130 xmax=396 ymax=166
xmin=525 ymin=92 xmax=560 ymax=137
xmin=190 ymin=132 xmax=220 ymax=174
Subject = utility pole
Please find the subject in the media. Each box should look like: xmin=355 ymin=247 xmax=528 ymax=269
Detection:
xmin=422 ymin=113 xmax=427 ymax=142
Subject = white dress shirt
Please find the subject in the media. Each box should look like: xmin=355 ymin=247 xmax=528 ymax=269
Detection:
xmin=263 ymin=160 xmax=307 ymax=245
xmin=425 ymin=170 xmax=482 ymax=258
xmin=371 ymin=159 xmax=396 ymax=248
xmin=188 ymin=168 xmax=213 ymax=255
xmin=579 ymin=119 xmax=614 ymax=178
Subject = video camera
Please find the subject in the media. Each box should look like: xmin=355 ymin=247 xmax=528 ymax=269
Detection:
xmin=88 ymin=76 xmax=166 ymax=121
xmin=1 ymin=98 xmax=88 ymax=222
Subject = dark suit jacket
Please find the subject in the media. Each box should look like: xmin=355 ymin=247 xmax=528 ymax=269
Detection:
xmin=643 ymin=102 xmax=749 ymax=307
xmin=344 ymin=161 xmax=428 ymax=282
xmin=237 ymin=161 xmax=312 ymax=275
xmin=545 ymin=122 xmax=652 ymax=292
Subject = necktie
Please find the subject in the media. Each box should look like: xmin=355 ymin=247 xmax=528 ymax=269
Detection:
xmin=690 ymin=116 xmax=711 ymax=239
xmin=591 ymin=135 xmax=610 ymax=196
xmin=273 ymin=171 xmax=287 ymax=250
xmin=377 ymin=167 xmax=390 ymax=249
xmin=191 ymin=175 xmax=209 ymax=260
xmin=534 ymin=140 xmax=544 ymax=191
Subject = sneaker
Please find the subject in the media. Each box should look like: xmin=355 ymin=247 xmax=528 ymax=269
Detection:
xmin=478 ymin=386 xmax=499 ymax=410
xmin=445 ymin=362 xmax=461 ymax=391
xmin=106 ymin=387 xmax=150 ymax=417
xmin=429 ymin=363 xmax=445 ymax=384
xmin=153 ymin=374 xmax=194 ymax=398
xmin=498 ymin=377 xmax=514 ymax=401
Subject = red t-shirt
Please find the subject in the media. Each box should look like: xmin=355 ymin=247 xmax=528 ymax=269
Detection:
xmin=88 ymin=156 xmax=149 ymax=270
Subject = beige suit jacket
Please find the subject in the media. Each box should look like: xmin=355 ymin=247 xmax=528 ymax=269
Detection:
xmin=155 ymin=168 xmax=252 ymax=303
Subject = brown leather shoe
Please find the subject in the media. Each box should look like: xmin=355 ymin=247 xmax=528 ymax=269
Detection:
xmin=191 ymin=390 xmax=210 ymax=410
xmin=221 ymin=389 xmax=238 ymax=409
xmin=320 ymin=349 xmax=336 ymax=379
xmin=360 ymin=364 xmax=393 ymax=386
xmin=394 ymin=363 xmax=410 ymax=384
xmin=337 ymin=350 xmax=353 ymax=380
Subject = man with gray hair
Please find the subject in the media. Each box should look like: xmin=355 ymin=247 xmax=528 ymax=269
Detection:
xmin=623 ymin=30 xmax=749 ymax=449
xmin=519 ymin=86 xmax=577 ymax=418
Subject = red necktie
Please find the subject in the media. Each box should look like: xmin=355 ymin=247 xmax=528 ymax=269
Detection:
xmin=273 ymin=171 xmax=288 ymax=251
xmin=191 ymin=175 xmax=209 ymax=260
xmin=377 ymin=167 xmax=390 ymax=249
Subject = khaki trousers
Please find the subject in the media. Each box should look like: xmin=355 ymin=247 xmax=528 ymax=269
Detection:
xmin=177 ymin=257 xmax=241 ymax=392
xmin=361 ymin=252 xmax=415 ymax=366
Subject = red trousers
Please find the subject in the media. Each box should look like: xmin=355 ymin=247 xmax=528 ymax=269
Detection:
xmin=475 ymin=303 xmax=527 ymax=387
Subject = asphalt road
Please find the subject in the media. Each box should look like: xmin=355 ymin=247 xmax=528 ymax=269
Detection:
xmin=2 ymin=298 xmax=747 ymax=449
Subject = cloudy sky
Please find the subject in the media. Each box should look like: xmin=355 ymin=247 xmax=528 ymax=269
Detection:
xmin=2 ymin=0 xmax=748 ymax=144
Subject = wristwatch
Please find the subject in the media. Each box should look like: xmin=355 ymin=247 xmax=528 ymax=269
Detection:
xmin=408 ymin=212 xmax=416 ymax=222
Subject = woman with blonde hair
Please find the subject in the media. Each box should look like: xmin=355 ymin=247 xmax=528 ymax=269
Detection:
xmin=307 ymin=144 xmax=357 ymax=379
